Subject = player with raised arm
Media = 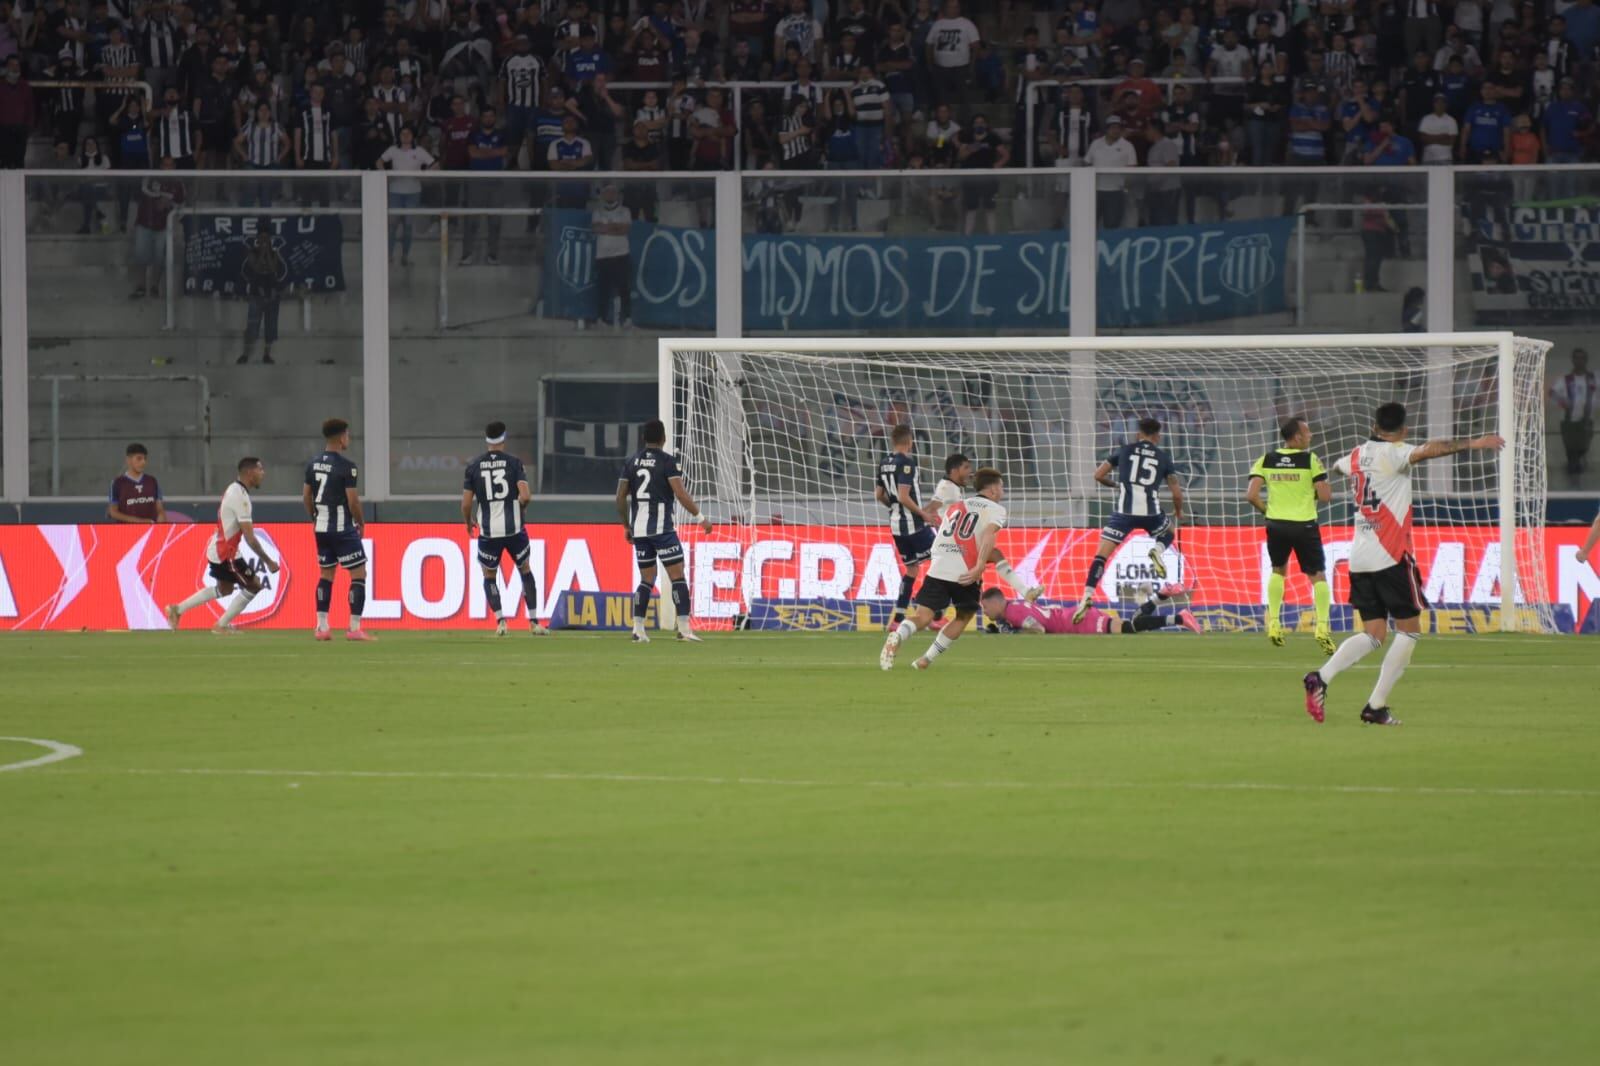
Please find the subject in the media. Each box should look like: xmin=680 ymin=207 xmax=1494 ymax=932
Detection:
xmin=875 ymin=424 xmax=936 ymax=627
xmin=982 ymin=588 xmax=1200 ymax=634
xmin=926 ymin=452 xmax=1044 ymax=603
xmin=304 ymin=418 xmax=372 ymax=642
xmin=1301 ymin=402 xmax=1504 ymax=725
xmin=165 ymin=457 xmax=278 ymax=633
xmin=1247 ymin=416 xmax=1336 ymax=653
xmin=880 ymin=467 xmax=1008 ymax=671
xmin=1072 ymin=417 xmax=1184 ymax=624
xmin=617 ymin=418 xmax=713 ymax=644
xmin=463 ymin=421 xmax=547 ymax=637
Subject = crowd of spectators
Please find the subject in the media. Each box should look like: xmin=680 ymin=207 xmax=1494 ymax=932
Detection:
xmin=0 ymin=0 xmax=1596 ymax=189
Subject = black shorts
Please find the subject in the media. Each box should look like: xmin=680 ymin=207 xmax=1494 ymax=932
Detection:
xmin=477 ymin=531 xmax=531 ymax=570
xmin=315 ymin=529 xmax=367 ymax=570
xmin=962 ymin=179 xmax=998 ymax=211
xmin=1348 ymin=556 xmax=1427 ymax=622
xmin=1265 ymin=520 xmax=1326 ymax=574
xmin=208 ymin=557 xmax=263 ymax=594
xmin=914 ymin=575 xmax=981 ymax=616
xmin=893 ymin=526 xmax=936 ymax=566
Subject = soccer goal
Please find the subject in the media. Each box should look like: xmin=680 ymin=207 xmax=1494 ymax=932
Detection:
xmin=660 ymin=333 xmax=1557 ymax=633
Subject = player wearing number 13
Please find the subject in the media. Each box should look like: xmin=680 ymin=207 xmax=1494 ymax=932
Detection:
xmin=1072 ymin=418 xmax=1184 ymax=624
xmin=304 ymin=418 xmax=372 ymax=642
xmin=617 ymin=419 xmax=714 ymax=644
xmin=463 ymin=421 xmax=546 ymax=637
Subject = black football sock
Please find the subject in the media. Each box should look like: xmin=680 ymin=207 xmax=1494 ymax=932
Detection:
xmin=520 ymin=569 xmax=539 ymax=620
xmin=671 ymin=580 xmax=690 ymax=618
xmin=348 ymin=580 xmax=366 ymax=624
xmin=895 ymin=573 xmax=916 ymax=613
xmin=633 ymin=582 xmax=653 ymax=620
xmin=483 ymin=577 xmax=503 ymax=619
xmin=315 ymin=578 xmax=332 ymax=614
xmin=1085 ymin=556 xmax=1106 ymax=592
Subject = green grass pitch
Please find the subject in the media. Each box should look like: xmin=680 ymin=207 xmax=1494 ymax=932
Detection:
xmin=3 ymin=630 xmax=1598 ymax=1065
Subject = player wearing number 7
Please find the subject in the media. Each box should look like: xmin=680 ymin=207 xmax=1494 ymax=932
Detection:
xmin=1301 ymin=403 xmax=1504 ymax=726
xmin=304 ymin=418 xmax=373 ymax=642
xmin=617 ymin=419 xmax=713 ymax=644
xmin=1072 ymin=418 xmax=1183 ymax=625
xmin=463 ymin=421 xmax=547 ymax=637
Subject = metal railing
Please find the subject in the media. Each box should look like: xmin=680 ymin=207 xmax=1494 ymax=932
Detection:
xmin=32 ymin=79 xmax=155 ymax=111
xmin=32 ymin=372 xmax=210 ymax=495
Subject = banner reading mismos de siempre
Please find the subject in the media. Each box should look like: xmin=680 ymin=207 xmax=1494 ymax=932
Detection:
xmin=539 ymin=208 xmax=1295 ymax=331
xmin=182 ymin=214 xmax=347 ymax=298
xmin=0 ymin=522 xmax=1590 ymax=631
xmin=1470 ymin=201 xmax=1600 ymax=323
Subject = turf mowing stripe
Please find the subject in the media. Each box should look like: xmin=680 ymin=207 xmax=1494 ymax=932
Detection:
xmin=38 ymin=765 xmax=1600 ymax=799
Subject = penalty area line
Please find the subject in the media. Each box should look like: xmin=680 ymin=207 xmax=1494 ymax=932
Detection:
xmin=48 ymin=765 xmax=1600 ymax=799
xmin=0 ymin=736 xmax=85 ymax=773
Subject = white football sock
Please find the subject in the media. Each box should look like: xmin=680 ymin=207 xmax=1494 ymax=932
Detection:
xmin=922 ymin=632 xmax=955 ymax=662
xmin=994 ymin=560 xmax=1030 ymax=595
xmin=894 ymin=620 xmax=916 ymax=642
xmin=316 ymin=611 xmax=329 ymax=629
xmin=215 ymin=589 xmax=256 ymax=627
xmin=1368 ymin=631 xmax=1419 ymax=708
xmin=176 ymin=587 xmax=220 ymax=614
xmin=675 ymin=616 xmax=693 ymax=636
xmin=1320 ymin=632 xmax=1382 ymax=682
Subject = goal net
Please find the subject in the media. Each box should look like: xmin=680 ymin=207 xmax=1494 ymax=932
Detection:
xmin=663 ymin=334 xmax=1556 ymax=634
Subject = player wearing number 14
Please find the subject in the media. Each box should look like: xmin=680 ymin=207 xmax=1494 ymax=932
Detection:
xmin=463 ymin=421 xmax=547 ymax=637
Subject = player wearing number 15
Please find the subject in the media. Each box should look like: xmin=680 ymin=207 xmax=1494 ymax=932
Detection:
xmin=1246 ymin=416 xmax=1335 ymax=653
xmin=617 ymin=419 xmax=714 ymax=644
xmin=463 ymin=421 xmax=547 ymax=637
xmin=303 ymin=418 xmax=372 ymax=642
xmin=1072 ymin=418 xmax=1184 ymax=625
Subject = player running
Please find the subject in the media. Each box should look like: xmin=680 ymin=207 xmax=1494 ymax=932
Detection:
xmin=880 ymin=467 xmax=1008 ymax=671
xmin=1301 ymin=402 xmax=1503 ymax=725
xmin=617 ymin=418 xmax=713 ymax=643
xmin=1072 ymin=418 xmax=1184 ymax=624
xmin=875 ymin=424 xmax=935 ymax=627
xmin=1246 ymin=416 xmax=1336 ymax=654
xmin=463 ymin=421 xmax=547 ymax=637
xmin=926 ymin=452 xmax=1043 ymax=602
xmin=165 ymin=457 xmax=279 ymax=633
xmin=983 ymin=587 xmax=1200 ymax=634
xmin=304 ymin=418 xmax=372 ymax=642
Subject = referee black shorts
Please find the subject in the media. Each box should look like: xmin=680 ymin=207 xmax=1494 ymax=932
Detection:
xmin=1264 ymin=519 xmax=1326 ymax=575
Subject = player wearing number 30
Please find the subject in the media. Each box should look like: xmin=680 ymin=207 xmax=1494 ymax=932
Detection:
xmin=617 ymin=419 xmax=713 ymax=644
xmin=880 ymin=467 xmax=1008 ymax=671
xmin=1072 ymin=418 xmax=1184 ymax=624
xmin=463 ymin=421 xmax=547 ymax=637
xmin=304 ymin=418 xmax=373 ymax=642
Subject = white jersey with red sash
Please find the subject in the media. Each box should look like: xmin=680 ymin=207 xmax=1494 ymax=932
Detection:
xmin=205 ymin=480 xmax=254 ymax=564
xmin=927 ymin=495 xmax=1008 ymax=582
xmin=1334 ymin=439 xmax=1423 ymax=573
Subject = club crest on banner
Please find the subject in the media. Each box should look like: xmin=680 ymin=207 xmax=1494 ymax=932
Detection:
xmin=1219 ymin=233 xmax=1276 ymax=299
xmin=557 ymin=225 xmax=595 ymax=292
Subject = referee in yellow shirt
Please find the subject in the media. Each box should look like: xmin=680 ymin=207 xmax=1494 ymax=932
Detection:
xmin=1246 ymin=417 xmax=1335 ymax=654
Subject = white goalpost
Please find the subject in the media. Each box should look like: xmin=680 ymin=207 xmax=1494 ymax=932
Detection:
xmin=659 ymin=333 xmax=1556 ymax=634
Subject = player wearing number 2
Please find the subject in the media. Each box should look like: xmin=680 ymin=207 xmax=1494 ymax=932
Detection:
xmin=464 ymin=421 xmax=547 ymax=637
xmin=1301 ymin=402 xmax=1504 ymax=726
xmin=1072 ymin=418 xmax=1184 ymax=624
xmin=304 ymin=418 xmax=372 ymax=641
xmin=617 ymin=419 xmax=713 ymax=644
xmin=880 ymin=467 xmax=1008 ymax=671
